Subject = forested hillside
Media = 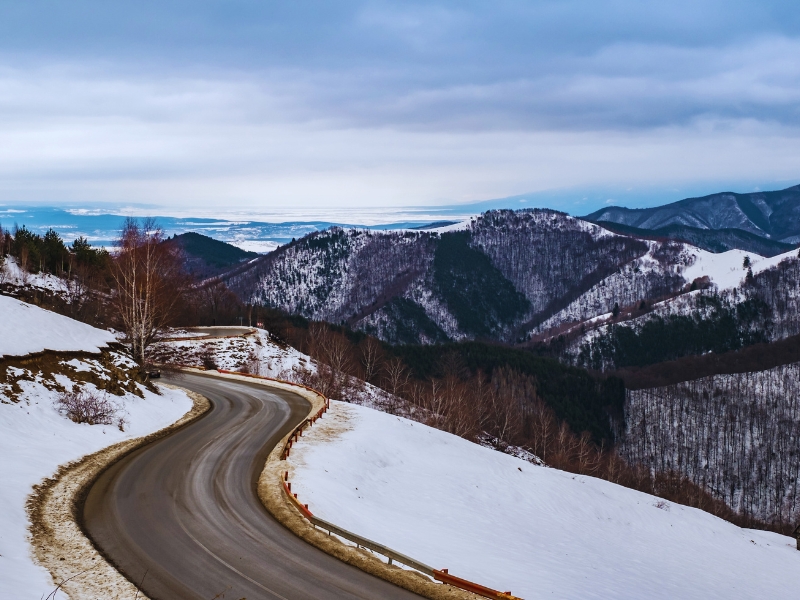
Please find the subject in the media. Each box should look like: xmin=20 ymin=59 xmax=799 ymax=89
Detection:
xmin=226 ymin=210 xmax=649 ymax=343
xmin=166 ymin=232 xmax=259 ymax=279
xmin=574 ymin=252 xmax=800 ymax=370
xmin=622 ymin=362 xmax=800 ymax=528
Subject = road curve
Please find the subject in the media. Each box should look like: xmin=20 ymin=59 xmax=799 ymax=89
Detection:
xmin=183 ymin=326 xmax=254 ymax=339
xmin=82 ymin=371 xmax=421 ymax=600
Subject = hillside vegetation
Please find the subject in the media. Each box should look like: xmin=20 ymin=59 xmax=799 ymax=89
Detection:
xmin=167 ymin=232 xmax=259 ymax=279
xmin=226 ymin=210 xmax=648 ymax=343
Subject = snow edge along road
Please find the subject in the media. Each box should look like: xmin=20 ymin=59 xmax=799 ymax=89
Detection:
xmin=213 ymin=370 xmax=481 ymax=600
xmin=26 ymin=387 xmax=212 ymax=600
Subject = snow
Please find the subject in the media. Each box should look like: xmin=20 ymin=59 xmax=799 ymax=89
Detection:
xmin=428 ymin=219 xmax=474 ymax=233
xmin=155 ymin=328 xmax=312 ymax=378
xmin=230 ymin=240 xmax=279 ymax=254
xmin=289 ymin=401 xmax=800 ymax=600
xmin=0 ymin=299 xmax=193 ymax=597
xmin=0 ymin=377 xmax=193 ymax=599
xmin=0 ymin=295 xmax=115 ymax=358
xmin=0 ymin=256 xmax=68 ymax=294
xmin=682 ymin=247 xmax=797 ymax=291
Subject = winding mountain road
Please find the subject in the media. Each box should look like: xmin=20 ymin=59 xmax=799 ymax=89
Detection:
xmin=82 ymin=371 xmax=420 ymax=600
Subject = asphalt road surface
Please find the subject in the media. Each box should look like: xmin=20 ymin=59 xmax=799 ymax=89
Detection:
xmin=183 ymin=326 xmax=254 ymax=338
xmin=82 ymin=371 xmax=421 ymax=600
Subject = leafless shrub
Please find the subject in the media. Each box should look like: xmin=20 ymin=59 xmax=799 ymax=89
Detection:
xmin=54 ymin=389 xmax=119 ymax=426
xmin=200 ymin=345 xmax=218 ymax=371
xmin=238 ymin=347 xmax=261 ymax=375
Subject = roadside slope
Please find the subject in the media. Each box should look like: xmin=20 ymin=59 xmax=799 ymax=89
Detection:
xmin=0 ymin=297 xmax=194 ymax=599
xmin=288 ymin=401 xmax=800 ymax=600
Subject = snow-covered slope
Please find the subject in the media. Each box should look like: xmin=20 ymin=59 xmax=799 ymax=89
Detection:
xmin=0 ymin=381 xmax=192 ymax=599
xmin=151 ymin=328 xmax=313 ymax=379
xmin=0 ymin=298 xmax=194 ymax=598
xmin=682 ymin=246 xmax=796 ymax=290
xmin=289 ymin=401 xmax=800 ymax=600
xmin=0 ymin=295 xmax=114 ymax=358
xmin=0 ymin=256 xmax=69 ymax=294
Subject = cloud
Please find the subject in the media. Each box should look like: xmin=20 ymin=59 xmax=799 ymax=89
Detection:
xmin=0 ymin=1 xmax=799 ymax=210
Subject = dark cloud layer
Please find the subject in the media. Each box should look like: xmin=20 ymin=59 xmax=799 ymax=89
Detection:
xmin=3 ymin=1 xmax=799 ymax=131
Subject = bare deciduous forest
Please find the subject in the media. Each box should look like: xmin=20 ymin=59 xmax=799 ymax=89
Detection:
xmin=622 ymin=363 xmax=800 ymax=529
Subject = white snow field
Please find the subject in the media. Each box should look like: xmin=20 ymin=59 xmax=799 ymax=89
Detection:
xmin=682 ymin=246 xmax=797 ymax=291
xmin=0 ymin=300 xmax=194 ymax=599
xmin=0 ymin=256 xmax=69 ymax=295
xmin=288 ymin=401 xmax=800 ymax=600
xmin=0 ymin=294 xmax=115 ymax=358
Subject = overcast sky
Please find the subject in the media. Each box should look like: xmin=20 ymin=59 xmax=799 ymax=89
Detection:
xmin=0 ymin=1 xmax=798 ymax=216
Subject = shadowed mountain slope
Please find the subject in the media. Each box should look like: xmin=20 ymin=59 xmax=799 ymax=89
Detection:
xmin=585 ymin=184 xmax=800 ymax=244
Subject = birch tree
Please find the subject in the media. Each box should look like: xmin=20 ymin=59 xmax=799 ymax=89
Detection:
xmin=111 ymin=218 xmax=185 ymax=367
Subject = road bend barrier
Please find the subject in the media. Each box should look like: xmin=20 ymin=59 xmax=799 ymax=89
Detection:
xmin=213 ymin=368 xmax=523 ymax=600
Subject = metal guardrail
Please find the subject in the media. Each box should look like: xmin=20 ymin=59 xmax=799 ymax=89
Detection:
xmin=311 ymin=513 xmax=436 ymax=575
xmin=213 ymin=368 xmax=523 ymax=600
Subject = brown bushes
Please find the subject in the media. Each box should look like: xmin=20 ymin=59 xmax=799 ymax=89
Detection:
xmin=54 ymin=389 xmax=124 ymax=429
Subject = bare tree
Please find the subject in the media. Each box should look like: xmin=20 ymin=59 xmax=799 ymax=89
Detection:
xmin=309 ymin=323 xmax=355 ymax=396
xmin=487 ymin=367 xmax=528 ymax=445
xmin=202 ymin=279 xmax=229 ymax=326
xmin=111 ymin=218 xmax=185 ymax=367
xmin=359 ymin=336 xmax=383 ymax=383
xmin=384 ymin=356 xmax=410 ymax=398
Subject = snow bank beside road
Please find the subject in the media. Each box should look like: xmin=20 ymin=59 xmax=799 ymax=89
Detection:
xmin=0 ymin=297 xmax=193 ymax=598
xmin=0 ymin=295 xmax=114 ymax=358
xmin=0 ymin=380 xmax=193 ymax=599
xmin=289 ymin=401 xmax=800 ymax=600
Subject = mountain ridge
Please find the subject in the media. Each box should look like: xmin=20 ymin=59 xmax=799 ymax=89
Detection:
xmin=585 ymin=184 xmax=800 ymax=243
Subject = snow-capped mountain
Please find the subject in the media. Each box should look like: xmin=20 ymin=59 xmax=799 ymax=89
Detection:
xmin=225 ymin=205 xmax=799 ymax=354
xmin=226 ymin=209 xmax=650 ymax=344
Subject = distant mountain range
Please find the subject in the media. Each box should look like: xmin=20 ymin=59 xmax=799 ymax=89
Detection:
xmin=586 ymin=184 xmax=800 ymax=246
xmin=215 ymin=184 xmax=800 ymax=353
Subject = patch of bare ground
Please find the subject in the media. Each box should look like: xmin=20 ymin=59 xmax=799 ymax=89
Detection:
xmin=26 ymin=387 xmax=210 ymax=600
xmin=1 ymin=348 xmax=149 ymax=404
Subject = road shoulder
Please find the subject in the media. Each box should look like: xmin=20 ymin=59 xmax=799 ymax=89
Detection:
xmin=27 ymin=387 xmax=211 ymax=600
